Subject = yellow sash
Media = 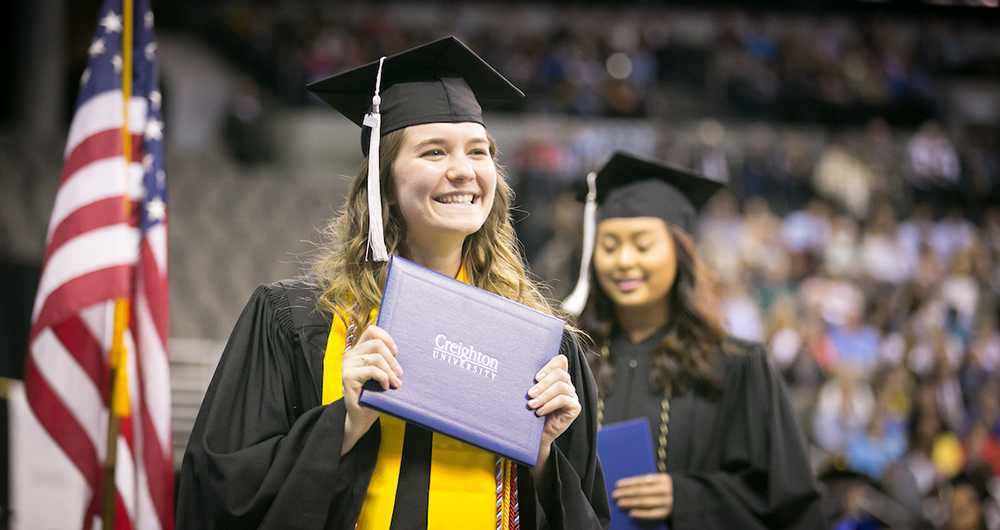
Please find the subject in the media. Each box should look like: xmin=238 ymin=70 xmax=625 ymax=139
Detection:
xmin=322 ymin=267 xmax=498 ymax=529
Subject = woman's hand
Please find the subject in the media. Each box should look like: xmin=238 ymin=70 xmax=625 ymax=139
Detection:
xmin=341 ymin=325 xmax=402 ymax=455
xmin=612 ymin=473 xmax=674 ymax=520
xmin=527 ymin=354 xmax=581 ymax=477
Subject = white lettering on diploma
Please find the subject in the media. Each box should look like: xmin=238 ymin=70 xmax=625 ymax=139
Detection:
xmin=433 ymin=334 xmax=498 ymax=380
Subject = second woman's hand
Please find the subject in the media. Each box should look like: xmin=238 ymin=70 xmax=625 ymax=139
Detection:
xmin=341 ymin=324 xmax=402 ymax=455
xmin=612 ymin=472 xmax=674 ymax=520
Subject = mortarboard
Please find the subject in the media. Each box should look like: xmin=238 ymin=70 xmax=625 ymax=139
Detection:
xmin=562 ymin=152 xmax=725 ymax=315
xmin=306 ymin=36 xmax=524 ymax=261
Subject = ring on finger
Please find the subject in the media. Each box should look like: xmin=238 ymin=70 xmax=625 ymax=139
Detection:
xmin=362 ymin=353 xmax=369 ymax=366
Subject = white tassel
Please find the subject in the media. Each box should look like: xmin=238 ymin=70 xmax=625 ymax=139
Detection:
xmin=363 ymin=56 xmax=389 ymax=261
xmin=562 ymin=171 xmax=598 ymax=316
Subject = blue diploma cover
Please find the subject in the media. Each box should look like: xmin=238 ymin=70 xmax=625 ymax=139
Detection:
xmin=359 ymin=255 xmax=565 ymax=466
xmin=598 ymin=418 xmax=668 ymax=530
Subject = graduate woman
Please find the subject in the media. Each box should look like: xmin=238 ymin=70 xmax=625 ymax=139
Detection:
xmin=562 ymin=153 xmax=825 ymax=529
xmin=177 ymin=37 xmax=610 ymax=530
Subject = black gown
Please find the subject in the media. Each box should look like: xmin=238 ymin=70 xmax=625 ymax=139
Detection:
xmin=599 ymin=327 xmax=825 ymax=530
xmin=176 ymin=278 xmax=611 ymax=530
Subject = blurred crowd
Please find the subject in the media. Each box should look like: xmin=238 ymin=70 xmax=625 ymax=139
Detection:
xmin=196 ymin=2 xmax=1000 ymax=127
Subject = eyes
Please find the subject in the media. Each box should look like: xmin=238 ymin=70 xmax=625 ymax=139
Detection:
xmin=598 ymin=235 xmax=654 ymax=254
xmin=419 ymin=145 xmax=490 ymax=159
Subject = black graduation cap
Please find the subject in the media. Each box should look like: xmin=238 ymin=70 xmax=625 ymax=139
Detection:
xmin=562 ymin=152 xmax=725 ymax=315
xmin=590 ymin=152 xmax=725 ymax=232
xmin=306 ymin=36 xmax=524 ymax=156
xmin=304 ymin=36 xmax=523 ymax=261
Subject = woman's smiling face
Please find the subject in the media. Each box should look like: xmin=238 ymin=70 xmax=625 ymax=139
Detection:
xmin=392 ymin=122 xmax=497 ymax=245
xmin=593 ymin=216 xmax=677 ymax=310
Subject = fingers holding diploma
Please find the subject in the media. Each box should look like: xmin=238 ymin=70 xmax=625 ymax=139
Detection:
xmin=341 ymin=325 xmax=402 ymax=454
xmin=528 ymin=354 xmax=581 ymax=474
xmin=611 ymin=472 xmax=674 ymax=520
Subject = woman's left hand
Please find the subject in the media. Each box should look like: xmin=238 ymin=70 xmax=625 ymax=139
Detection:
xmin=527 ymin=354 xmax=581 ymax=469
xmin=612 ymin=473 xmax=674 ymax=520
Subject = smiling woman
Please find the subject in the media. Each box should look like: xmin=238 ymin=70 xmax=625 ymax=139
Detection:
xmin=565 ymin=152 xmax=825 ymax=530
xmin=176 ymin=36 xmax=610 ymax=530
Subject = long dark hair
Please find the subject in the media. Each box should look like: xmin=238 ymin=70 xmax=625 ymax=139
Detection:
xmin=579 ymin=224 xmax=727 ymax=399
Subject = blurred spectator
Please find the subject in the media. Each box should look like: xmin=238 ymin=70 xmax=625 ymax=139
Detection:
xmin=698 ymin=190 xmax=747 ymax=283
xmin=740 ymin=123 xmax=784 ymax=200
xmin=783 ymin=198 xmax=832 ymax=280
xmin=862 ymin=117 xmax=904 ymax=209
xmin=942 ymin=474 xmax=991 ymax=530
xmin=930 ymin=205 xmax=977 ymax=268
xmin=814 ymin=133 xmax=873 ymax=220
xmin=693 ymin=119 xmax=730 ymax=184
xmin=766 ymin=293 xmax=822 ymax=389
xmin=846 ymin=368 xmax=909 ymax=481
xmin=941 ymin=249 xmax=981 ymax=338
xmin=814 ymin=373 xmax=875 ymax=454
xmin=741 ymin=195 xmax=788 ymax=290
xmin=720 ymin=271 xmax=766 ymax=342
xmin=899 ymin=203 xmax=936 ymax=266
xmin=826 ymin=298 xmax=882 ymax=378
xmin=823 ymin=215 xmax=861 ymax=280
xmin=224 ymin=78 xmax=274 ymax=164
xmin=532 ymin=192 xmax=584 ymax=301
xmin=887 ymin=383 xmax=960 ymax=514
xmin=860 ymin=200 xmax=914 ymax=286
xmin=778 ymin=131 xmax=816 ymax=214
xmin=906 ymin=120 xmax=961 ymax=216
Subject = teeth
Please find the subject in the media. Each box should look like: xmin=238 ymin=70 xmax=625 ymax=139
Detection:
xmin=437 ymin=194 xmax=474 ymax=204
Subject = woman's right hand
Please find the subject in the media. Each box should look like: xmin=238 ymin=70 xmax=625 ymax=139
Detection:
xmin=341 ymin=324 xmax=402 ymax=455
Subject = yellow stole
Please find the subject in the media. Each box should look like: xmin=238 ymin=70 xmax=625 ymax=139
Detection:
xmin=321 ymin=267 xmax=501 ymax=529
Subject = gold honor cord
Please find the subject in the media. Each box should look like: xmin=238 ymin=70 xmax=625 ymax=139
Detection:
xmin=104 ymin=0 xmax=134 ymax=528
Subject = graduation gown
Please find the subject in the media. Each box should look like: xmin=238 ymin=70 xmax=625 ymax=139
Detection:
xmin=176 ymin=278 xmax=611 ymax=530
xmin=600 ymin=327 xmax=825 ymax=529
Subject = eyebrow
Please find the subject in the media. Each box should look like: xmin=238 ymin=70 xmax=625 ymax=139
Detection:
xmin=413 ymin=137 xmax=489 ymax=149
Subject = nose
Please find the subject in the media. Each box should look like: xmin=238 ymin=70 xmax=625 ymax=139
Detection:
xmin=615 ymin=244 xmax=637 ymax=269
xmin=446 ymin=153 xmax=475 ymax=183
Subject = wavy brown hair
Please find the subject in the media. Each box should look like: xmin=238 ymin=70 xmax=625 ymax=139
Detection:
xmin=312 ymin=127 xmax=559 ymax=328
xmin=579 ymin=224 xmax=728 ymax=399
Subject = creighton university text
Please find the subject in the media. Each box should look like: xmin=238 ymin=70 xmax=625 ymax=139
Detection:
xmin=433 ymin=333 xmax=498 ymax=380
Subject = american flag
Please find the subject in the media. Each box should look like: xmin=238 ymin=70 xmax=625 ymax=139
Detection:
xmin=13 ymin=0 xmax=173 ymax=528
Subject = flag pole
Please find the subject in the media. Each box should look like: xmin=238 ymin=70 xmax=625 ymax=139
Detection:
xmin=103 ymin=0 xmax=134 ymax=527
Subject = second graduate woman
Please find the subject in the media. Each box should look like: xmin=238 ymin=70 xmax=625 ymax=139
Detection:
xmin=562 ymin=153 xmax=824 ymax=529
xmin=177 ymin=37 xmax=610 ymax=530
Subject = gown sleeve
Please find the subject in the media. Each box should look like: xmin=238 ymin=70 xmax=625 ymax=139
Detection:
xmin=668 ymin=344 xmax=826 ymax=530
xmin=526 ymin=330 xmax=612 ymax=530
xmin=176 ymin=283 xmax=380 ymax=530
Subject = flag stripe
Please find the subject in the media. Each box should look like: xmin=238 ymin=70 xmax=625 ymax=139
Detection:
xmin=64 ymin=91 xmax=147 ymax=158
xmin=23 ymin=357 xmax=102 ymax=488
xmin=51 ymin=315 xmax=111 ymax=406
xmin=135 ymin=287 xmax=170 ymax=446
xmin=62 ymin=129 xmax=144 ymax=186
xmin=44 ymin=197 xmax=130 ymax=266
xmin=116 ymin=494 xmax=135 ymax=530
xmin=35 ymin=224 xmax=140 ymax=321
xmin=115 ymin=432 xmax=137 ymax=523
xmin=31 ymin=328 xmax=108 ymax=450
xmin=139 ymin=239 xmax=168 ymax=348
xmin=144 ymin=222 xmax=168 ymax=278
xmin=31 ymin=265 xmax=133 ymax=347
xmin=46 ymin=158 xmax=144 ymax=243
xmin=140 ymin=408 xmax=173 ymax=530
